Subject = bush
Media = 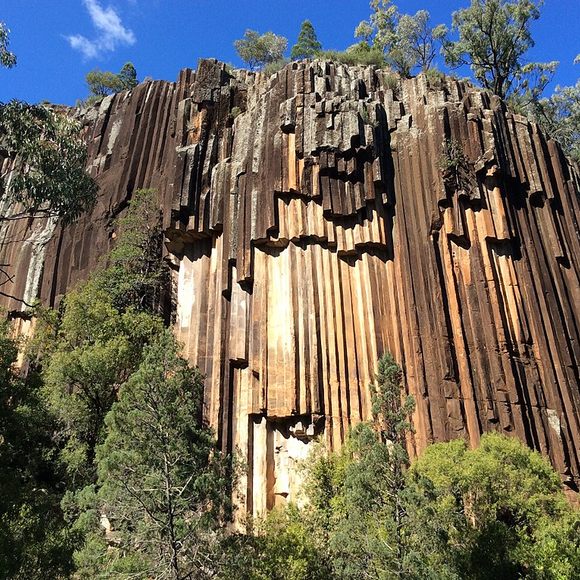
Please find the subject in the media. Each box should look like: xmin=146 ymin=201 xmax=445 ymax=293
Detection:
xmin=263 ymin=58 xmax=289 ymax=77
xmin=318 ymin=43 xmax=386 ymax=67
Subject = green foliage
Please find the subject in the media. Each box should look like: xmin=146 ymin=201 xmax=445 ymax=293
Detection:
xmin=85 ymin=61 xmax=138 ymax=99
xmin=248 ymin=352 xmax=579 ymax=580
xmin=94 ymin=189 xmax=168 ymax=313
xmin=23 ymin=189 xmax=237 ymax=578
xmin=318 ymin=43 xmax=386 ymax=68
xmin=73 ymin=330 xmax=232 ymax=579
xmin=291 ymin=20 xmax=322 ymax=60
xmin=250 ymin=506 xmax=329 ymax=580
xmin=234 ymin=29 xmax=288 ymax=70
xmin=424 ymin=67 xmax=446 ymax=89
xmin=443 ymin=0 xmax=558 ymax=100
xmin=313 ymin=354 xmax=417 ymax=579
xmin=117 ymin=62 xmax=138 ymax=90
xmin=439 ymin=138 xmax=475 ymax=194
xmin=0 ymin=319 xmax=75 ymax=578
xmin=440 ymin=138 xmax=467 ymax=172
xmin=0 ymin=21 xmax=16 ymax=68
xmin=42 ymin=295 xmax=164 ymax=482
xmin=245 ymin=354 xmax=423 ymax=580
xmin=356 ymin=2 xmax=446 ymax=76
xmin=263 ymin=58 xmax=290 ymax=77
xmin=37 ymin=190 xmax=167 ymax=483
xmin=0 ymin=101 xmax=97 ymax=223
xmin=410 ymin=434 xmax=580 ymax=579
xmin=534 ymin=79 xmax=580 ymax=163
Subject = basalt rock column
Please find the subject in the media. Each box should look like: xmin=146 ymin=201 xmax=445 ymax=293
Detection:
xmin=166 ymin=61 xmax=580 ymax=512
xmin=0 ymin=60 xmax=578 ymax=514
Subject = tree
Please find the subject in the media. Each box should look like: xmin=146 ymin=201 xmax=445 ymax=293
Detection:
xmin=355 ymin=2 xmax=446 ymax=77
xmin=0 ymin=103 xmax=97 ymax=291
xmin=535 ymin=79 xmax=580 ymax=163
xmin=0 ymin=102 xmax=98 ymax=224
xmin=41 ymin=292 xmax=165 ymax=483
xmin=234 ymin=30 xmax=288 ymax=70
xmin=85 ymin=61 xmax=138 ymax=99
xmin=91 ymin=188 xmax=168 ymax=314
xmin=317 ymin=354 xmax=417 ymax=579
xmin=0 ymin=21 xmax=16 ymax=68
xmin=0 ymin=25 xmax=96 ymax=229
xmin=287 ymin=354 xmax=423 ymax=580
xmin=0 ymin=319 xmax=76 ymax=578
xmin=394 ymin=11 xmax=447 ymax=74
xmin=116 ymin=62 xmax=138 ymax=90
xmin=73 ymin=330 xmax=232 ymax=579
xmin=443 ymin=0 xmax=558 ymax=100
xmin=37 ymin=190 xmax=167 ymax=484
xmin=409 ymin=434 xmax=580 ymax=579
xmin=291 ymin=20 xmax=322 ymax=61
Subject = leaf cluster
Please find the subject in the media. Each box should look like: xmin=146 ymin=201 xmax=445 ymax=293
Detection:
xmin=72 ymin=330 xmax=232 ymax=579
xmin=34 ymin=190 xmax=167 ymax=483
xmin=318 ymin=43 xmax=386 ymax=68
xmin=533 ymin=79 xmax=580 ymax=163
xmin=0 ymin=21 xmax=16 ymax=68
xmin=356 ymin=1 xmax=446 ymax=77
xmin=234 ymin=30 xmax=288 ymax=70
xmin=85 ymin=62 xmax=138 ymax=99
xmin=243 ymin=352 xmax=579 ymax=580
xmin=290 ymin=20 xmax=322 ymax=61
xmin=0 ymin=319 xmax=76 ymax=578
xmin=0 ymin=101 xmax=97 ymax=223
xmin=443 ymin=0 xmax=557 ymax=100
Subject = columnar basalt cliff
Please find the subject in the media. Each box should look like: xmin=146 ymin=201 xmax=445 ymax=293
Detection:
xmin=1 ymin=60 xmax=579 ymax=512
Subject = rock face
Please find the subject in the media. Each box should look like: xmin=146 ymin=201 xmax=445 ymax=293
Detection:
xmin=1 ymin=60 xmax=579 ymax=512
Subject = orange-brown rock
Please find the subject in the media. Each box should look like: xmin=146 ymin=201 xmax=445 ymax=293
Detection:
xmin=1 ymin=60 xmax=579 ymax=513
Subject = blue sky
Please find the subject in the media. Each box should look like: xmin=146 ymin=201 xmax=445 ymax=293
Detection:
xmin=1 ymin=0 xmax=579 ymax=105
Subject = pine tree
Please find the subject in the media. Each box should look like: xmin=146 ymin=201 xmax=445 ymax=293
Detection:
xmin=291 ymin=20 xmax=322 ymax=60
xmin=117 ymin=62 xmax=138 ymax=90
xmin=73 ymin=331 xmax=232 ymax=579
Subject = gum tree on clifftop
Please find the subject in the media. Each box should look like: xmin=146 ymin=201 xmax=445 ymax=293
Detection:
xmin=85 ymin=62 xmax=138 ymax=100
xmin=443 ymin=0 xmax=558 ymax=101
xmin=533 ymin=56 xmax=580 ymax=163
xmin=234 ymin=29 xmax=288 ymax=70
xmin=355 ymin=1 xmax=447 ymax=77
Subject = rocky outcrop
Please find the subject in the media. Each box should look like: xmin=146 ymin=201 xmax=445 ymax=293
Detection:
xmin=1 ymin=60 xmax=579 ymax=513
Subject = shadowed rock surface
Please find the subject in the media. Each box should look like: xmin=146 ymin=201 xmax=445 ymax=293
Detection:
xmin=1 ymin=59 xmax=579 ymax=513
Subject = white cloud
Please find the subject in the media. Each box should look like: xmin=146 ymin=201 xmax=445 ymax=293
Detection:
xmin=67 ymin=0 xmax=136 ymax=59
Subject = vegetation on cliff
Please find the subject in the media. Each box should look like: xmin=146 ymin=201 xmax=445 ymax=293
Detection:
xmin=0 ymin=1 xmax=580 ymax=577
xmin=231 ymin=0 xmax=580 ymax=162
xmin=2 ymin=188 xmax=577 ymax=578
xmin=84 ymin=62 xmax=138 ymax=105
xmin=2 ymin=301 xmax=579 ymax=578
xmin=0 ymin=102 xmax=97 ymax=224
xmin=226 ymin=359 xmax=580 ymax=580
